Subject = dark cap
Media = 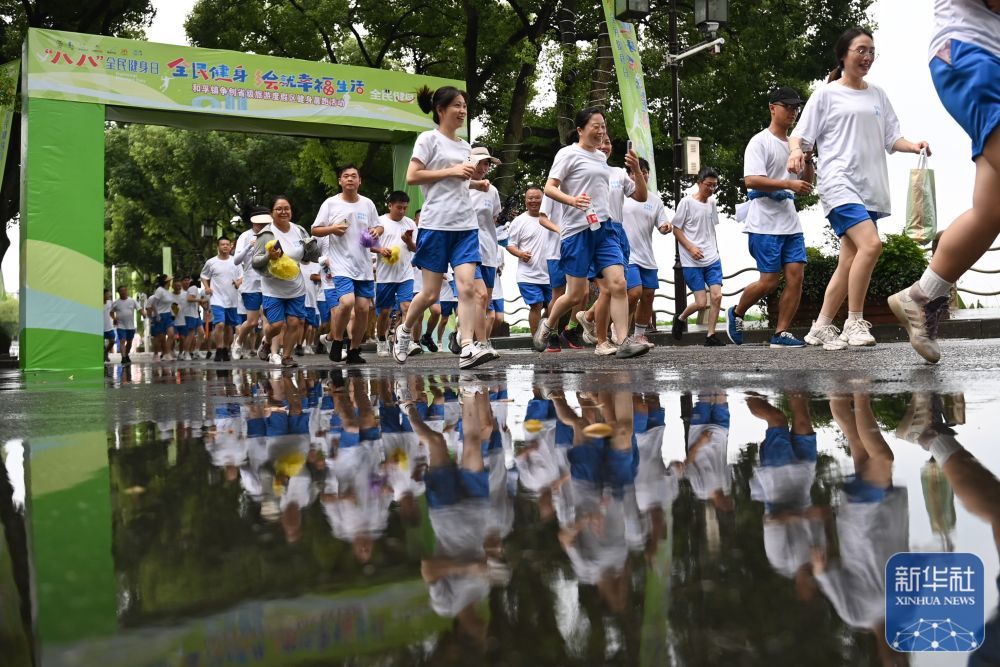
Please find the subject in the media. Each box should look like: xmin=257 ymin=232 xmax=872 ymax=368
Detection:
xmin=768 ymin=86 xmax=803 ymax=106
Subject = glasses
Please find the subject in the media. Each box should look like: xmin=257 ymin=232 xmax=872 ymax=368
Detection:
xmin=773 ymin=102 xmax=801 ymax=114
xmin=273 ymin=207 xmax=291 ymax=212
xmin=703 ymin=182 xmax=719 ymax=190
xmin=850 ymin=47 xmax=878 ymax=61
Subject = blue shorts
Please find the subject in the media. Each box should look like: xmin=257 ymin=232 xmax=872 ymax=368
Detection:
xmin=691 ymin=401 xmax=730 ymax=429
xmin=439 ymin=300 xmax=457 ymax=317
xmin=930 ymin=40 xmax=1000 ymax=160
xmin=116 ymin=328 xmax=135 ymax=341
xmin=304 ymin=311 xmax=319 ymax=328
xmin=412 ymin=228 xmax=481 ymax=274
xmin=150 ymin=317 xmax=173 ymax=336
xmin=475 ymin=265 xmax=497 ymax=290
xmin=568 ymin=439 xmax=637 ymax=495
xmin=626 ymin=264 xmax=659 ymax=290
xmin=843 ymin=475 xmax=889 ymax=504
xmin=263 ymin=295 xmax=306 ymax=323
xmin=748 ymin=233 xmax=808 ymax=273
xmin=173 ymin=324 xmax=188 ymax=337
xmin=210 ymin=305 xmax=238 ymax=327
xmin=185 ymin=316 xmax=199 ymax=331
xmin=491 ymin=298 xmax=504 ymax=313
xmin=519 ymin=282 xmax=552 ymax=306
xmin=237 ymin=313 xmax=247 ymax=325
xmin=682 ymin=260 xmax=724 ymax=292
xmin=103 ymin=330 xmax=116 ymax=341
xmin=318 ymin=299 xmax=332 ymax=323
xmin=826 ymin=204 xmax=881 ymax=238
xmin=242 ymin=291 xmax=263 ymax=312
xmin=328 ymin=277 xmax=375 ymax=305
xmin=759 ymin=427 xmax=818 ymax=467
xmin=375 ymin=279 xmax=414 ymax=313
xmin=246 ymin=417 xmax=266 ymax=438
xmin=265 ymin=412 xmax=310 ymax=436
xmin=425 ymin=464 xmax=490 ymax=509
xmin=525 ymin=399 xmax=556 ymax=422
xmin=547 ymin=259 xmax=567 ymax=290
xmin=608 ymin=220 xmax=630 ymax=264
xmin=559 ymin=225 xmax=624 ymax=279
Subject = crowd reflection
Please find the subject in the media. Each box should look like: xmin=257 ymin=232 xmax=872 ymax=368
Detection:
xmin=93 ymin=369 xmax=1000 ymax=665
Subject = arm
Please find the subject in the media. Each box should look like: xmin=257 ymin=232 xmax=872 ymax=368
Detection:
xmin=505 ymin=244 xmax=532 ymax=263
xmin=402 ymin=226 xmax=417 ymax=252
xmin=538 ymin=214 xmax=560 ymax=235
xmin=406 ymin=157 xmax=474 ymax=186
xmin=624 ymin=150 xmax=647 ymax=202
xmin=891 ymin=138 xmax=931 ymax=156
xmin=232 ymin=234 xmax=255 ymax=265
xmin=672 ymin=226 xmax=704 ymax=261
xmin=744 ymin=174 xmax=813 ymax=195
xmin=544 ymin=177 xmax=589 ymax=210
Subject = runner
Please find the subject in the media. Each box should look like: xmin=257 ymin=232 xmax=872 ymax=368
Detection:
xmin=506 ymin=186 xmax=552 ymax=340
xmin=790 ymin=27 xmax=930 ymax=349
xmin=727 ymin=87 xmax=813 ymax=348
xmin=671 ymin=168 xmax=726 ymax=346
xmin=890 ymin=1 xmax=1000 ymax=364
xmin=200 ymin=237 xmax=242 ymax=362
xmin=231 ymin=207 xmax=270 ymax=360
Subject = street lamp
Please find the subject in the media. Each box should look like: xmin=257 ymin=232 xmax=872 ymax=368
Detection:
xmin=615 ymin=0 xmax=650 ymax=21
xmin=667 ymin=0 xmax=727 ymax=331
xmin=694 ymin=0 xmax=729 ymax=36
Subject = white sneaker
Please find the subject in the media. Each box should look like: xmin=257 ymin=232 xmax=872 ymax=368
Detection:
xmin=575 ymin=311 xmax=598 ymax=345
xmin=485 ymin=340 xmax=500 ymax=360
xmin=392 ymin=325 xmax=412 ymax=363
xmin=230 ymin=342 xmax=243 ymax=361
xmin=407 ymin=340 xmax=423 ymax=356
xmin=804 ymin=322 xmax=846 ymax=350
xmin=595 ymin=340 xmax=618 ymax=356
xmin=376 ymin=340 xmax=390 ymax=357
xmin=633 ymin=334 xmax=655 ymax=349
xmin=459 ymin=341 xmax=492 ymax=369
xmin=269 ymin=353 xmax=282 ymax=365
xmin=302 ymin=344 xmax=314 ymax=355
xmin=842 ymin=318 xmax=876 ymax=347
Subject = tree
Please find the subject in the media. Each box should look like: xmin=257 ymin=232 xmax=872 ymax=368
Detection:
xmin=0 ymin=0 xmax=157 ymax=290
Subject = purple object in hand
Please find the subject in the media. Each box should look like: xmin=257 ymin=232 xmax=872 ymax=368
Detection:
xmin=360 ymin=230 xmax=376 ymax=248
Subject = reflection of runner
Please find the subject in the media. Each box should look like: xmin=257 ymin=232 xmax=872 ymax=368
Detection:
xmin=747 ymin=392 xmax=830 ymax=598
xmin=633 ymin=393 xmax=678 ymax=559
xmin=683 ymin=392 xmax=733 ymax=512
xmin=811 ymin=392 xmax=908 ymax=664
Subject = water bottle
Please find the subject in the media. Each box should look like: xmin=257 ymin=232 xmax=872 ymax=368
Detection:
xmin=583 ymin=193 xmax=601 ymax=231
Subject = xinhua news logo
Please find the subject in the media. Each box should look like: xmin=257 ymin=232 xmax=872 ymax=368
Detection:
xmin=885 ymin=552 xmax=985 ymax=652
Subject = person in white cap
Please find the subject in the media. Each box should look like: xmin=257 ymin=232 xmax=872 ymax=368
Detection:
xmin=231 ymin=208 xmax=270 ymax=360
xmin=393 ymin=85 xmax=495 ymax=370
xmin=468 ymin=144 xmax=503 ymax=361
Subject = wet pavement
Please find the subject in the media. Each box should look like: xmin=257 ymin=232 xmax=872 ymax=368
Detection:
xmin=2 ymin=346 xmax=1000 ymax=666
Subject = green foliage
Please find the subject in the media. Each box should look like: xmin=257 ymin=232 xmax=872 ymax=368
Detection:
xmin=0 ymin=296 xmax=17 ymax=335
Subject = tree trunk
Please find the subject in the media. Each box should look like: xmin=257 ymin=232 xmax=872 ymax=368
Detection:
xmin=0 ymin=116 xmax=20 ymax=296
xmin=555 ymin=0 xmax=579 ymax=145
xmin=494 ymin=58 xmax=536 ymax=201
xmin=587 ymin=20 xmax=614 ymax=110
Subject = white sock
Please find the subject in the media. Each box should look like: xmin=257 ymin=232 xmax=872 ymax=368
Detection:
xmin=847 ymin=311 xmax=863 ymax=322
xmin=918 ymin=268 xmax=953 ymax=301
xmin=815 ymin=314 xmax=834 ymax=328
xmin=926 ymin=432 xmax=962 ymax=466
xmin=634 ymin=324 xmax=647 ymax=336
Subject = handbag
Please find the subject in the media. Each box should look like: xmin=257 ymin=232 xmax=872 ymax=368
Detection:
xmin=904 ymin=150 xmax=937 ymax=245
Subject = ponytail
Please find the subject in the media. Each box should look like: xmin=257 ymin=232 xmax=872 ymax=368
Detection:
xmin=826 ymin=64 xmax=843 ymax=83
xmin=414 ymin=85 xmax=468 ymax=125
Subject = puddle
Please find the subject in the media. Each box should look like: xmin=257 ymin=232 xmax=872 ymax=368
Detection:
xmin=2 ymin=368 xmax=997 ymax=666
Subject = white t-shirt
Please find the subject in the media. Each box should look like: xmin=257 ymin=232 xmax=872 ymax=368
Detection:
xmin=411 ymin=129 xmax=476 ymax=232
xmin=547 ymin=143 xmax=611 ymax=237
xmin=200 ymin=256 xmax=242 ymax=308
xmin=376 ymin=214 xmax=417 ymax=284
xmin=103 ymin=299 xmax=114 ymax=331
xmin=232 ymin=228 xmax=262 ymax=293
xmin=507 ymin=212 xmax=550 ymax=285
xmin=259 ymin=223 xmax=307 ymax=299
xmin=170 ymin=291 xmax=186 ymax=325
xmin=792 ymin=82 xmax=903 ymax=216
xmin=742 ymin=129 xmax=804 ymax=235
xmin=312 ymin=194 xmax=381 ymax=281
xmin=685 ymin=425 xmax=731 ymax=500
xmin=622 ymin=191 xmax=670 ymax=270
xmin=929 ymin=0 xmax=1000 ymax=60
xmin=181 ymin=286 xmax=200 ymax=319
xmin=539 ymin=195 xmax=563 ymax=261
xmin=607 ymin=165 xmax=636 ymax=223
xmin=150 ymin=286 xmax=175 ymax=315
xmin=111 ymin=297 xmax=140 ymax=329
xmin=300 ymin=261 xmax=320 ymax=309
xmin=673 ymin=195 xmax=721 ymax=268
xmin=470 ymin=185 xmax=502 ymax=267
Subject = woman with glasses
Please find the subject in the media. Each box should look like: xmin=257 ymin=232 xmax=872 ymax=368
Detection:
xmin=671 ymin=167 xmax=725 ymax=346
xmin=789 ymin=27 xmax=930 ymax=350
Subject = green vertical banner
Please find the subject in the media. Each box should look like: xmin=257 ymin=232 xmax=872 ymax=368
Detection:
xmin=392 ymin=139 xmax=423 ymax=210
xmin=19 ymin=96 xmax=105 ymax=371
xmin=162 ymin=246 xmax=172 ymax=277
xmin=600 ymin=3 xmax=657 ymax=191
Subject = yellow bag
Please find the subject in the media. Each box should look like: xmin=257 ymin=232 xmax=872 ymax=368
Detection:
xmin=905 ymin=151 xmax=937 ymax=246
xmin=265 ymin=240 xmax=301 ymax=280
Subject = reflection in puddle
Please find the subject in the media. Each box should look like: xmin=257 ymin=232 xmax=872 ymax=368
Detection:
xmin=2 ymin=369 xmax=998 ymax=665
